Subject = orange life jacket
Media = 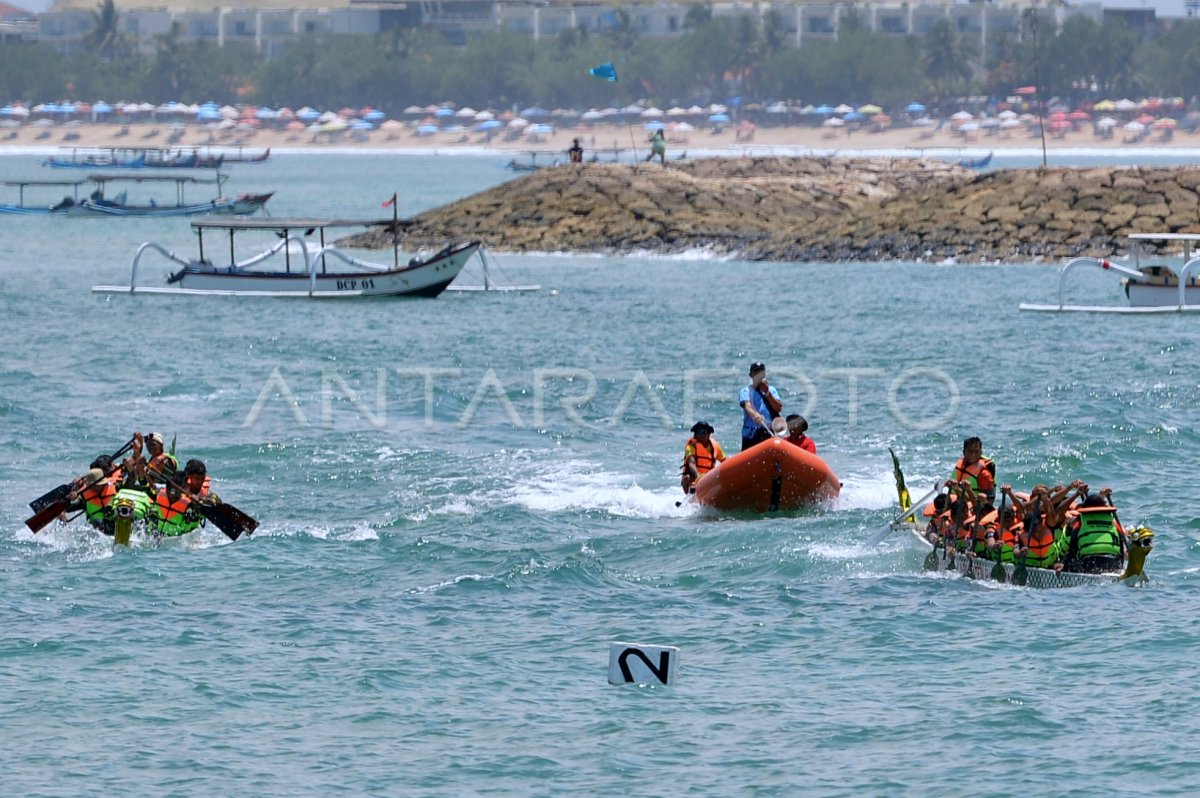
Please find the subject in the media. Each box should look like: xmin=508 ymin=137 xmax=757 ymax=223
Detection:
xmin=81 ymin=478 xmax=117 ymax=508
xmin=155 ymin=489 xmax=191 ymax=521
xmin=952 ymin=457 xmax=996 ymax=492
xmin=686 ymin=438 xmax=721 ymax=475
xmin=1024 ymin=526 xmax=1057 ymax=560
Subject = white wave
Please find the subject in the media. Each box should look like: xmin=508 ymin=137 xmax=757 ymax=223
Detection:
xmin=406 ymin=572 xmax=488 ymax=594
xmin=505 ymin=461 xmax=693 ymax=518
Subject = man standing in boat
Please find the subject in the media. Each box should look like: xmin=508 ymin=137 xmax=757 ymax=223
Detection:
xmin=739 ymin=362 xmax=783 ymax=451
xmin=681 ymin=421 xmax=726 ymax=494
xmin=948 ymin=436 xmax=996 ymax=503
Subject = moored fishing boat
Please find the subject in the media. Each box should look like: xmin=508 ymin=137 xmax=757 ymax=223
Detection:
xmin=92 ymin=217 xmax=480 ymax=298
xmin=73 ymin=172 xmax=271 ymax=217
xmin=0 ymin=178 xmax=86 ymax=214
xmin=1020 ymin=233 xmax=1200 ymax=313
xmin=692 ymin=437 xmax=840 ymax=512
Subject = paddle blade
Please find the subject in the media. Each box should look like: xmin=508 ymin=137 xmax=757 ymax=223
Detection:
xmin=199 ymin=502 xmax=258 ymax=541
xmin=29 ymin=483 xmax=72 ymax=514
xmin=25 ymin=499 xmax=69 ymax=533
xmin=991 ymin=559 xmax=1007 ymax=583
xmin=1012 ymin=559 xmax=1028 ymax=587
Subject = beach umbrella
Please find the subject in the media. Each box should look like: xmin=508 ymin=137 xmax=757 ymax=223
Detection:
xmin=905 ymin=102 xmax=926 ymax=114
xmin=474 ymin=120 xmax=502 ymax=131
xmin=673 ymin=121 xmax=695 ymax=131
xmin=220 ymin=105 xmax=238 ymax=119
xmin=526 ymin=123 xmax=554 ymax=135
xmin=959 ymin=121 xmax=981 ymax=132
xmin=1123 ymin=120 xmax=1145 ymax=132
xmin=667 ymin=106 xmax=689 ymax=116
xmin=1000 ymin=118 xmax=1022 ymax=129
xmin=0 ymin=105 xmax=13 ymax=116
xmin=455 ymin=107 xmax=477 ymax=118
xmin=351 ymin=120 xmax=374 ymax=130
xmin=403 ymin=105 xmax=423 ymax=115
xmin=1153 ymin=117 xmax=1177 ymax=129
xmin=508 ymin=117 xmax=529 ymax=128
xmin=285 ymin=120 xmax=306 ymax=131
xmin=473 ymin=110 xmax=494 ymax=121
xmin=857 ymin=104 xmax=883 ymax=114
xmin=1093 ymin=99 xmax=1117 ymax=111
xmin=196 ymin=106 xmax=221 ymax=121
xmin=843 ymin=111 xmax=864 ymax=122
xmin=832 ymin=104 xmax=854 ymax=114
xmin=580 ymin=110 xmax=605 ymax=121
xmin=380 ymin=119 xmax=405 ymax=130
xmin=1068 ymin=110 xmax=1090 ymax=121
xmin=8 ymin=104 xmax=29 ymax=118
xmin=998 ymin=109 xmax=1018 ymax=120
xmin=434 ymin=107 xmax=455 ymax=118
xmin=363 ymin=109 xmax=386 ymax=122
xmin=766 ymin=102 xmax=789 ymax=114
xmin=318 ymin=118 xmax=349 ymax=133
xmin=1095 ymin=117 xmax=1118 ymax=129
xmin=911 ymin=116 xmax=934 ymax=127
xmin=686 ymin=105 xmax=704 ymax=115
xmin=1015 ymin=85 xmax=1037 ymax=95
xmin=92 ymin=101 xmax=112 ymax=115
xmin=708 ymin=113 xmax=731 ymax=124
xmin=814 ymin=104 xmax=834 ymax=115
xmin=951 ymin=110 xmax=974 ymax=121
xmin=1115 ymin=99 xmax=1137 ymax=111
xmin=521 ymin=106 xmax=550 ymax=118
xmin=708 ymin=103 xmax=727 ymax=113
xmin=641 ymin=107 xmax=664 ymax=117
xmin=822 ymin=116 xmax=845 ymax=127
xmin=296 ymin=107 xmax=320 ymax=121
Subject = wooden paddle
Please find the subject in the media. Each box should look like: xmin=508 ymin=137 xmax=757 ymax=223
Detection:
xmin=149 ymin=467 xmax=258 ymax=541
xmin=866 ymin=485 xmax=938 ymax=546
xmin=28 ymin=439 xmax=134 ymax=513
xmin=990 ymin=493 xmax=1008 ymax=583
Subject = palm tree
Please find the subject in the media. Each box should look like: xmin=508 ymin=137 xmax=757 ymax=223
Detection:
xmin=84 ymin=0 xmax=125 ymax=61
xmin=923 ymin=18 xmax=971 ymax=114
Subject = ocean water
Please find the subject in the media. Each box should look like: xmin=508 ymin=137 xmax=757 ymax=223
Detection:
xmin=3 ymin=152 xmax=1200 ymax=797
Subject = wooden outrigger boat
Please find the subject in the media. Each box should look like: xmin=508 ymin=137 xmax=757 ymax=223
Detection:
xmin=0 ymin=178 xmax=86 ymax=214
xmin=1020 ymin=233 xmax=1200 ymax=313
xmin=92 ymin=217 xmax=480 ymax=298
xmin=43 ymin=146 xmax=228 ymax=169
xmin=2 ymin=173 xmax=270 ymax=217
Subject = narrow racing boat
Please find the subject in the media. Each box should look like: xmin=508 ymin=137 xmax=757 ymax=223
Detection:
xmin=908 ymin=522 xmax=1154 ymax=588
xmin=693 ymin=437 xmax=840 ymax=512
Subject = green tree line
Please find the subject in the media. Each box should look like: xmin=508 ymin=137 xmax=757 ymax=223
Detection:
xmin=2 ymin=0 xmax=1199 ymax=112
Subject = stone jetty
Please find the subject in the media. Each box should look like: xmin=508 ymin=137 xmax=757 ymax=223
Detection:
xmin=346 ymin=158 xmax=1200 ymax=262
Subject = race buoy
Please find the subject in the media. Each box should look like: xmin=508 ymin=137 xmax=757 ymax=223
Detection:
xmin=608 ymin=642 xmax=678 ymax=686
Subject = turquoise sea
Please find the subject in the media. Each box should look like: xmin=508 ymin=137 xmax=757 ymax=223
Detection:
xmin=3 ymin=150 xmax=1200 ymax=797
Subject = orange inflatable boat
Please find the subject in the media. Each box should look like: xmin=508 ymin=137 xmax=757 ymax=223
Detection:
xmin=693 ymin=438 xmax=841 ymax=512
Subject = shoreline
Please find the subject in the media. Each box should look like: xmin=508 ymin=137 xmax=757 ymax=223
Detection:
xmin=3 ymin=122 xmax=1200 ymax=160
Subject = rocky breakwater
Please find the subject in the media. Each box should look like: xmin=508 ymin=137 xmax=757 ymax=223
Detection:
xmin=345 ymin=158 xmax=1200 ymax=262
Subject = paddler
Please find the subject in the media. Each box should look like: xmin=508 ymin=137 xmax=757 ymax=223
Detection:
xmin=183 ymin=458 xmax=219 ymax=503
xmin=67 ymin=454 xmax=119 ymax=535
xmin=948 ymin=437 xmax=996 ymax=503
xmin=739 ymin=362 xmax=782 ymax=451
xmin=1061 ymin=490 xmax=1128 ymax=574
xmin=681 ymin=421 xmax=726 ymax=494
xmin=144 ymin=432 xmax=173 ymax=484
xmin=152 ymin=457 xmax=203 ymax=537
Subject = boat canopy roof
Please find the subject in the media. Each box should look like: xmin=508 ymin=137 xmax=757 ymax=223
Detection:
xmin=88 ymin=172 xmax=227 ymax=184
xmin=191 ymin=218 xmax=391 ymax=231
xmin=3 ymin=179 xmax=87 ymax=187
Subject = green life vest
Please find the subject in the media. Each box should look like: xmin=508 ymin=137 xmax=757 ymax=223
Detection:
xmin=113 ymin=488 xmax=154 ymax=520
xmin=1073 ymin=508 xmax=1121 ymax=559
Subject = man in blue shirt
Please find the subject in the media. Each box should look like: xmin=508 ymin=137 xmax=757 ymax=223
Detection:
xmin=739 ymin=362 xmax=782 ymax=451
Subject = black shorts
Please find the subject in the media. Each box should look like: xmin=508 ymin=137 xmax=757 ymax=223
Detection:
xmin=741 ymin=429 xmax=771 ymax=451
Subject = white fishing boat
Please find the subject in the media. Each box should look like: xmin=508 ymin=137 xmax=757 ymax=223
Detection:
xmin=1020 ymin=233 xmax=1200 ymax=313
xmin=92 ymin=217 xmax=480 ymax=298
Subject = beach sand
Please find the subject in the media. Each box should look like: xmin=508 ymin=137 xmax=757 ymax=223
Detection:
xmin=4 ymin=120 xmax=1200 ymax=158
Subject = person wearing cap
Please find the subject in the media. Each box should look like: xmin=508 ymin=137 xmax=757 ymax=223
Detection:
xmin=681 ymin=421 xmax=726 ymax=494
xmin=784 ymin=414 xmax=817 ymax=454
xmin=67 ymin=454 xmax=119 ymax=535
xmin=739 ymin=362 xmax=783 ymax=451
xmin=144 ymin=432 xmax=173 ymax=486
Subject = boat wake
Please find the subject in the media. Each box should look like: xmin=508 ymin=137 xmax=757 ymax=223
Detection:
xmin=504 ymin=460 xmax=693 ymax=519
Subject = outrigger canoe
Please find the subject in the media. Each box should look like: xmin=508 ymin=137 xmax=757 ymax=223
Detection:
xmin=693 ymin=437 xmax=840 ymax=512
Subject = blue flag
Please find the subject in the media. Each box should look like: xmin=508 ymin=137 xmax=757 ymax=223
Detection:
xmin=589 ymin=63 xmax=618 ymax=82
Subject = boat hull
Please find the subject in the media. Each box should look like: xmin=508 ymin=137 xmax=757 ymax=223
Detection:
xmin=75 ymin=192 xmax=272 ymax=218
xmin=906 ymin=525 xmax=1135 ymax=588
xmin=1125 ymin=282 xmax=1200 ymax=307
xmin=693 ymin=437 xmax=840 ymax=512
xmin=94 ymin=241 xmax=479 ymax=298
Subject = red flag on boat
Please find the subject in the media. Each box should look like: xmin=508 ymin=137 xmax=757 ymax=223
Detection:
xmin=382 ymin=193 xmax=396 ymax=208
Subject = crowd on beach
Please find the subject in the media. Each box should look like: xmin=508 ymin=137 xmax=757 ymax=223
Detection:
xmin=3 ymin=95 xmax=1200 ymax=152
